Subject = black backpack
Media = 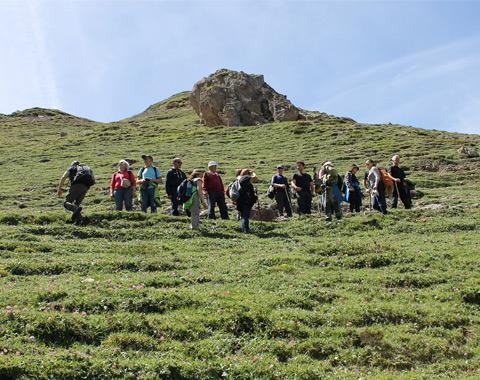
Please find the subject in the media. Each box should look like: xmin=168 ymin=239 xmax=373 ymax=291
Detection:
xmin=73 ymin=164 xmax=95 ymax=187
xmin=177 ymin=179 xmax=193 ymax=204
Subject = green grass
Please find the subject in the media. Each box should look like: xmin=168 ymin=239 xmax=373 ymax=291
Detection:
xmin=0 ymin=93 xmax=480 ymax=379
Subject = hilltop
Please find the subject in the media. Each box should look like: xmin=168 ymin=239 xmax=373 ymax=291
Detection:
xmin=0 ymin=87 xmax=479 ymax=214
xmin=1 ymin=80 xmax=480 ymax=379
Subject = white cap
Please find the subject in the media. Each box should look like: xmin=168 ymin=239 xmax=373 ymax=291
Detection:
xmin=208 ymin=161 xmax=218 ymax=167
xmin=324 ymin=161 xmax=334 ymax=167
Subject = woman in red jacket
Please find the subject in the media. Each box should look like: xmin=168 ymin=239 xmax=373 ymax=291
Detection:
xmin=110 ymin=160 xmax=136 ymax=211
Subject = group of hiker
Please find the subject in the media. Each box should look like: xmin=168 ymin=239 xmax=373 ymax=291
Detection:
xmin=57 ymin=154 xmax=413 ymax=230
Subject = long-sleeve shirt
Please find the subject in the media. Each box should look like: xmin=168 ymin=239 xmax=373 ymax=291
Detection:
xmin=110 ymin=170 xmax=136 ymax=190
xmin=165 ymin=168 xmax=187 ymax=196
xmin=368 ymin=167 xmax=381 ymax=188
xmin=202 ymin=171 xmax=224 ymax=192
xmin=344 ymin=171 xmax=359 ymax=190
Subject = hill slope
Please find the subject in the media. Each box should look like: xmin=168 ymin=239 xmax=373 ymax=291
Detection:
xmin=0 ymin=95 xmax=480 ymax=379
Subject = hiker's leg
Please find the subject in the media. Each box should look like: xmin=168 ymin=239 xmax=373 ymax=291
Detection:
xmin=354 ymin=191 xmax=361 ymax=212
xmin=241 ymin=205 xmax=251 ymax=232
xmin=399 ymin=184 xmax=412 ymax=209
xmin=148 ymin=188 xmax=156 ymax=213
xmin=124 ymin=187 xmax=133 ymax=211
xmin=276 ymin=191 xmax=285 ymax=216
xmin=296 ymin=193 xmax=304 ymax=215
xmin=171 ymin=195 xmax=180 ymax=216
xmin=217 ymin=192 xmax=229 ymax=220
xmin=141 ymin=188 xmax=149 ymax=213
xmin=285 ymin=194 xmax=293 ymax=217
xmin=64 ymin=184 xmax=87 ymax=215
xmin=305 ymin=193 xmax=312 ymax=214
xmin=334 ymin=199 xmax=342 ymax=219
xmin=190 ymin=194 xmax=200 ymax=230
xmin=207 ymin=192 xmax=216 ymax=219
xmin=390 ymin=185 xmax=398 ymax=208
xmin=324 ymin=189 xmax=333 ymax=220
xmin=349 ymin=198 xmax=355 ymax=212
xmin=113 ymin=188 xmax=124 ymax=211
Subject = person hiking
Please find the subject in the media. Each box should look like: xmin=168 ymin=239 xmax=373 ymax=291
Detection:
xmin=236 ymin=169 xmax=258 ymax=234
xmin=183 ymin=169 xmax=207 ymax=230
xmin=387 ymin=155 xmax=412 ymax=209
xmin=137 ymin=155 xmax=162 ymax=213
xmin=291 ymin=161 xmax=314 ymax=215
xmin=344 ymin=164 xmax=362 ymax=213
xmin=365 ymin=158 xmax=388 ymax=215
xmin=271 ymin=165 xmax=292 ymax=217
xmin=165 ymin=157 xmax=187 ymax=216
xmin=317 ymin=161 xmax=343 ymax=221
xmin=110 ymin=160 xmax=136 ymax=211
xmin=202 ymin=161 xmax=229 ymax=220
xmin=57 ymin=161 xmax=95 ymax=225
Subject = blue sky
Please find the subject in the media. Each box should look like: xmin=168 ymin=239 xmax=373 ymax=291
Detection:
xmin=1 ymin=0 xmax=480 ymax=134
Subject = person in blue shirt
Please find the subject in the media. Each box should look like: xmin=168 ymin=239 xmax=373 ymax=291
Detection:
xmin=137 ymin=155 xmax=162 ymax=213
xmin=271 ymin=165 xmax=293 ymax=217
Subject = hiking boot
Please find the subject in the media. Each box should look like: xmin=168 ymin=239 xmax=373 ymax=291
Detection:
xmin=72 ymin=206 xmax=82 ymax=220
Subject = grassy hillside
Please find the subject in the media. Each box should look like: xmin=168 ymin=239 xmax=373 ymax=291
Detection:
xmin=0 ymin=95 xmax=480 ymax=379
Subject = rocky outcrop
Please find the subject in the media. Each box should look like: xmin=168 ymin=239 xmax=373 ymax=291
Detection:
xmin=457 ymin=146 xmax=479 ymax=158
xmin=189 ymin=69 xmax=316 ymax=126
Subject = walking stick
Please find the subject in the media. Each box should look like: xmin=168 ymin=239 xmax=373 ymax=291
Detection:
xmin=394 ymin=180 xmax=400 ymax=204
xmin=285 ymin=187 xmax=293 ymax=215
xmin=255 ymin=187 xmax=264 ymax=232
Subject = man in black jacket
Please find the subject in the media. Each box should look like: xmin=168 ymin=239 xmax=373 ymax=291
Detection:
xmin=165 ymin=157 xmax=187 ymax=216
xmin=387 ymin=155 xmax=412 ymax=209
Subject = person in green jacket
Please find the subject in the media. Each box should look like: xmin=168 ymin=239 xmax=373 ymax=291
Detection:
xmin=184 ymin=169 xmax=207 ymax=230
xmin=317 ymin=161 xmax=343 ymax=222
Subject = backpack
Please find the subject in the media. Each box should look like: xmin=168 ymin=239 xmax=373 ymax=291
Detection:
xmin=267 ymin=184 xmax=276 ymax=199
xmin=228 ymin=180 xmax=242 ymax=202
xmin=379 ymin=168 xmax=393 ymax=188
xmin=177 ymin=179 xmax=194 ymax=204
xmin=73 ymin=164 xmax=95 ymax=187
xmin=337 ymin=175 xmax=346 ymax=194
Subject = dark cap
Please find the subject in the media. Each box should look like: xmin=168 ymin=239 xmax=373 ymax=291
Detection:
xmin=71 ymin=161 xmax=79 ymax=166
xmin=142 ymin=154 xmax=153 ymax=161
xmin=349 ymin=164 xmax=359 ymax=170
xmin=276 ymin=164 xmax=284 ymax=169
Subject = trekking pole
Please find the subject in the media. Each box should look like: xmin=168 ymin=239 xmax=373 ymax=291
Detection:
xmin=285 ymin=187 xmax=293 ymax=215
xmin=255 ymin=187 xmax=264 ymax=232
xmin=394 ymin=180 xmax=400 ymax=204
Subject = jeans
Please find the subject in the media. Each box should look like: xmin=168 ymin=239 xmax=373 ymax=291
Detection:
xmin=113 ymin=187 xmax=133 ymax=211
xmin=241 ymin=205 xmax=252 ymax=232
xmin=207 ymin=191 xmax=229 ymax=220
xmin=297 ymin=191 xmax=312 ymax=214
xmin=141 ymin=187 xmax=157 ymax=213
xmin=275 ymin=188 xmax=292 ymax=217
xmin=372 ymin=182 xmax=388 ymax=214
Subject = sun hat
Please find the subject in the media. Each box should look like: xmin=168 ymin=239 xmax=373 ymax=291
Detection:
xmin=208 ymin=161 xmax=218 ymax=167
xmin=323 ymin=161 xmax=334 ymax=167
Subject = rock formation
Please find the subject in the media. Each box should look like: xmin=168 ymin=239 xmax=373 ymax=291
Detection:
xmin=189 ymin=69 xmax=316 ymax=126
